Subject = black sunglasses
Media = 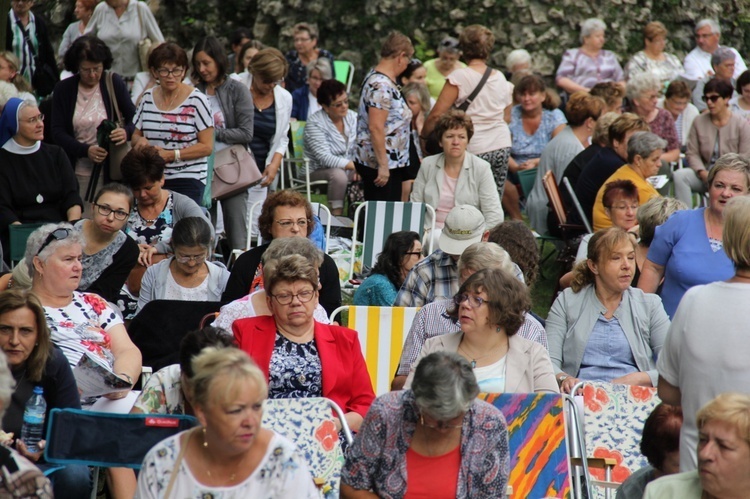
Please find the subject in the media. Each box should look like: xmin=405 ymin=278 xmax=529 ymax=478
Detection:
xmin=36 ymin=228 xmax=71 ymax=256
xmin=702 ymin=94 xmax=722 ymax=103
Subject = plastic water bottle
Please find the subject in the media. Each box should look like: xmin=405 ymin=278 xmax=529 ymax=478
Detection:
xmin=20 ymin=386 xmax=46 ymax=453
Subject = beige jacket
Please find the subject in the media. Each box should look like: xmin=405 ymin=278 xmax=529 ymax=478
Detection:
xmin=686 ymin=113 xmax=750 ymax=172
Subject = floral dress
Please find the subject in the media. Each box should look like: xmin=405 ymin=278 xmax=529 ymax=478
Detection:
xmin=268 ymin=333 xmax=323 ymax=400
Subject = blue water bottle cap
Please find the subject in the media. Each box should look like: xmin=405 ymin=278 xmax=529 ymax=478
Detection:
xmin=33 ymin=386 xmax=43 ymax=394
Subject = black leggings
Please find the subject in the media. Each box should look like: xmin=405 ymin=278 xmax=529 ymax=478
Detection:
xmin=355 ymin=163 xmax=404 ymax=202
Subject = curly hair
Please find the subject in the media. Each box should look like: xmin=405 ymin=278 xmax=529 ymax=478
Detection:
xmin=459 ymin=25 xmax=494 ymax=61
xmin=487 ymin=221 xmax=539 ymax=287
xmin=434 ymin=109 xmax=474 ymax=143
xmin=447 ymin=268 xmax=530 ymax=336
xmin=257 ymin=190 xmax=315 ymax=241
xmin=371 ymin=231 xmax=420 ymax=289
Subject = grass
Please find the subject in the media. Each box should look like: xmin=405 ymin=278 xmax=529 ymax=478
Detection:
xmin=530 ymin=239 xmax=566 ymax=320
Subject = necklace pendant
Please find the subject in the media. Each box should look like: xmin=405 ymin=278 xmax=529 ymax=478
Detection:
xmin=470 ymin=360 xmax=476 ymax=369
xmin=36 ymin=194 xmax=44 ymax=204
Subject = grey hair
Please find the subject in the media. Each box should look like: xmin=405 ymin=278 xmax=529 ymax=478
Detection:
xmin=171 ymin=217 xmax=213 ymax=251
xmin=457 ymin=242 xmax=515 ymax=278
xmin=626 ymin=72 xmax=661 ymax=101
xmin=711 ymin=47 xmax=735 ymax=68
xmin=401 ymin=82 xmax=431 ymax=114
xmin=627 ymin=131 xmax=667 ymax=163
xmin=696 ymin=19 xmax=720 ymax=36
xmin=412 ymin=352 xmax=479 ymax=420
xmin=306 ymin=57 xmax=332 ymax=80
xmin=505 ymin=49 xmax=531 ymax=71
xmin=637 ymin=196 xmax=687 ymax=246
xmin=25 ymin=223 xmax=84 ymax=271
xmin=262 ymin=237 xmax=324 ymax=268
xmin=0 ymin=352 xmax=13 ymax=420
xmin=580 ymin=18 xmax=606 ymax=43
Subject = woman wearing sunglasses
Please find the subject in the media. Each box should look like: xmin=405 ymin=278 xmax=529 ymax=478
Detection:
xmin=136 ymin=216 xmax=229 ymax=314
xmin=404 ymin=267 xmax=557 ymax=393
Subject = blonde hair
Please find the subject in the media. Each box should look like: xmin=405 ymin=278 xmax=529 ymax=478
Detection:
xmin=697 ymin=393 xmax=750 ymax=444
xmin=723 ymin=196 xmax=750 ymax=270
xmin=191 ymin=348 xmax=268 ymax=408
xmin=248 ymin=48 xmax=289 ymax=82
xmin=570 ymin=228 xmax=636 ymax=292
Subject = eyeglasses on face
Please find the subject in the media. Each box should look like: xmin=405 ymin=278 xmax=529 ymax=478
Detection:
xmin=21 ymin=113 xmax=44 ymax=124
xmin=419 ymin=413 xmax=464 ymax=430
xmin=702 ymin=94 xmax=722 ymax=103
xmin=156 ymin=67 xmax=185 ymax=78
xmin=37 ymin=228 xmax=71 ymax=256
xmin=453 ymin=293 xmax=491 ymax=308
xmin=79 ymin=65 xmax=104 ymax=75
xmin=275 ymin=218 xmax=309 ymax=229
xmin=269 ymin=289 xmax=316 ymax=305
xmin=94 ymin=203 xmax=130 ymax=221
xmin=174 ymin=252 xmax=207 ymax=264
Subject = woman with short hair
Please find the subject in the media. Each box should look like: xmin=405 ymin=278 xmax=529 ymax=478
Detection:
xmin=423 ymin=37 xmax=465 ymax=99
xmin=659 ymin=80 xmax=699 ymax=151
xmin=624 ymin=72 xmax=680 ymax=163
xmin=624 ymin=21 xmax=684 ymax=85
xmin=284 ymin=22 xmax=335 ymax=93
xmin=291 ymin=58 xmax=332 ymax=121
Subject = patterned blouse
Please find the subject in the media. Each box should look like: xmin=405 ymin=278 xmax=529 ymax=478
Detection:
xmin=556 ymin=48 xmax=624 ymax=89
xmin=355 ymin=70 xmax=412 ymax=170
xmin=641 ymin=108 xmax=680 ymax=153
xmin=76 ymin=220 xmax=129 ymax=291
xmin=624 ymin=51 xmax=684 ymax=86
xmin=127 ymin=192 xmax=175 ymax=246
xmin=341 ymin=390 xmax=509 ymax=498
xmin=509 ymin=106 xmax=568 ymax=164
xmin=268 ymin=333 xmax=323 ymax=400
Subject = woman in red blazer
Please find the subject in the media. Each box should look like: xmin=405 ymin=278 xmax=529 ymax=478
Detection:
xmin=233 ymin=252 xmax=374 ymax=431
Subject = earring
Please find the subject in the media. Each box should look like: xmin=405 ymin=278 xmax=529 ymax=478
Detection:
xmin=496 ymin=326 xmax=501 ymax=332
xmin=202 ymin=427 xmax=208 ymax=448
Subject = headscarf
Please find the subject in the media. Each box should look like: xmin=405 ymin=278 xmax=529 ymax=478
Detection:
xmin=0 ymin=97 xmax=23 ymax=147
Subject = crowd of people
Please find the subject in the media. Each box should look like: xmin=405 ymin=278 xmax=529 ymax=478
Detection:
xmin=0 ymin=6 xmax=749 ymax=497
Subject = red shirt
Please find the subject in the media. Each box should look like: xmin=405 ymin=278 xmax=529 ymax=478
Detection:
xmin=404 ymin=445 xmax=461 ymax=498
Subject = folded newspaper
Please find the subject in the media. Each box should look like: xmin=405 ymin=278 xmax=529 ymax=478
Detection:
xmin=73 ymin=353 xmax=131 ymax=399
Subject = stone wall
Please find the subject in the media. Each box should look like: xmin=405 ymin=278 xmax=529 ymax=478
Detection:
xmin=42 ymin=0 xmax=750 ymax=83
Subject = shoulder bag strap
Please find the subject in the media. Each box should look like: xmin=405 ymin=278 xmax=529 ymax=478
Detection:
xmin=456 ymin=66 xmax=493 ymax=111
xmin=163 ymin=428 xmax=194 ymax=497
xmin=135 ymin=1 xmax=145 ymax=39
xmin=105 ymin=72 xmax=124 ymax=126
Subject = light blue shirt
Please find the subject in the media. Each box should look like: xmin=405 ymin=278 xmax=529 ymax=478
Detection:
xmin=578 ymin=314 xmax=638 ymax=381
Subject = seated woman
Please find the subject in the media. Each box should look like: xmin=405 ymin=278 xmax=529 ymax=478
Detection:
xmin=75 ymin=183 xmax=139 ymax=303
xmin=639 ymin=153 xmax=749 ymax=318
xmin=0 ymin=290 xmax=90 ymax=498
xmin=233 ymin=254 xmax=375 ymax=432
xmin=0 ymin=97 xmax=83 ymax=264
xmin=593 ymin=132 xmax=665 ymax=230
xmin=590 ymin=82 xmax=626 ymax=114
xmin=291 ymin=58 xmax=332 ymax=121
xmin=548 ymin=228 xmax=670 ymax=394
xmin=404 ymin=268 xmax=557 ymax=393
xmin=411 ymin=109 xmax=502 ymax=248
xmin=222 ymin=189 xmax=341 ymax=316
xmin=624 ymin=73 xmax=680 ymax=163
xmin=303 ymin=79 xmax=357 ymax=216
xmin=213 ymin=237 xmax=330 ymax=331
xmin=643 ymin=393 xmax=750 ymax=498
xmin=341 ymin=351 xmax=509 ymax=497
xmin=730 ymin=70 xmax=750 ymax=124
xmin=353 ymin=231 xmax=422 ymax=307
xmin=137 ymin=348 xmax=319 ymax=497
xmin=617 ymin=403 xmax=682 ymax=499
xmin=137 ymin=217 xmax=229 ymax=313
xmin=26 ymin=224 xmax=141 ymax=395
xmin=659 ymin=81 xmax=699 ymax=153
xmin=624 ymin=21 xmax=684 ymax=85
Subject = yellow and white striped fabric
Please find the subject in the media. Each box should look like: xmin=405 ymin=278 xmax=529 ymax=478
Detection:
xmin=331 ymin=306 xmax=420 ymax=395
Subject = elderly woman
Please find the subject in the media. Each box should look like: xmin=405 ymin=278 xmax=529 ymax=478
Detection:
xmin=0 ymin=98 xmax=83 ymax=263
xmin=353 ymin=231 xmax=422 ymax=307
xmin=342 ymin=352 xmax=508 ymax=497
xmin=304 ymin=79 xmax=357 ymax=216
xmin=137 ymin=348 xmax=318 ymax=497
xmin=0 ymin=290 xmax=91 ymax=497
xmin=659 ymin=80 xmax=700 ymax=151
xmin=673 ymin=79 xmax=750 ymax=207
xmin=191 ymin=36 xmax=255 ymax=252
xmin=692 ymin=48 xmax=738 ymax=112
xmin=84 ymin=0 xmax=164 ymax=79
xmin=58 ymin=0 xmax=96 ymax=59
xmin=222 ymin=189 xmax=341 ymax=315
xmin=0 ymin=348 xmax=53 ymax=497
xmin=424 ymin=25 xmax=514 ymax=200
xmin=624 ymin=73 xmax=680 ymax=163
xmin=729 ymin=70 xmax=750 ymax=123
xmin=291 ymin=58 xmax=332 ymax=121
xmin=26 ymin=223 xmax=141 ymax=394
xmin=617 ymin=403 xmax=682 ymax=499
xmin=423 ymin=37 xmax=465 ymax=99
xmin=625 ymin=21 xmax=684 ymax=85
xmin=548 ymin=228 xmax=670 ymax=394
xmin=232 ymin=254 xmax=375 ymax=432
xmin=593 ymin=132 xmax=665 ymax=230
xmin=506 ymin=49 xmax=532 ymax=76
xmin=355 ymin=31 xmax=414 ymax=201
xmin=411 ymin=109 xmax=503 ymax=246
xmin=639 ymin=154 xmax=749 ymax=317
xmin=137 ymin=217 xmax=228 ymax=313
xmin=405 ymin=268 xmax=557 ymax=393
xmin=655 ymin=194 xmax=750 ymax=469
xmin=644 ymin=393 xmax=750 ymax=496
xmin=213 ymin=237 xmax=330 ymax=330
xmin=556 ymin=18 xmax=625 ymax=94
xmin=504 ymin=74 xmax=568 ymax=220
xmin=284 ymin=22 xmax=335 ymax=93
xmin=132 ymin=43 xmax=214 ymax=205
xmin=51 ymin=36 xmax=136 ymax=208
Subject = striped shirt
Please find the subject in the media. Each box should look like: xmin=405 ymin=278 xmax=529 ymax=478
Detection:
xmin=8 ymin=11 xmax=37 ymax=82
xmin=134 ymin=88 xmax=213 ymax=183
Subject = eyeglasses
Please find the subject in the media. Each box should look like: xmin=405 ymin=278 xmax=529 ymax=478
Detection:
xmin=269 ymin=289 xmax=316 ymax=305
xmin=329 ymin=99 xmax=349 ymax=109
xmin=36 ymin=228 xmax=71 ymax=256
xmin=702 ymin=94 xmax=722 ymax=103
xmin=275 ymin=219 xmax=309 ymax=229
xmin=156 ymin=67 xmax=185 ymax=78
xmin=79 ymin=66 xmax=103 ymax=75
xmin=174 ymin=253 xmax=207 ymax=264
xmin=453 ymin=293 xmax=492 ymax=308
xmin=94 ymin=203 xmax=129 ymax=221
xmin=294 ymin=37 xmax=312 ymax=43
xmin=419 ymin=413 xmax=464 ymax=431
xmin=21 ymin=113 xmax=44 ymax=124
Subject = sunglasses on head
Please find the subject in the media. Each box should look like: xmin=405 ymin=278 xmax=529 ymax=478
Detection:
xmin=36 ymin=228 xmax=71 ymax=256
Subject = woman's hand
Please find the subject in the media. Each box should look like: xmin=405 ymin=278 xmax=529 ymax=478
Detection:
xmin=104 ymin=390 xmax=129 ymax=400
xmin=87 ymin=145 xmax=108 ymax=164
xmin=16 ymin=439 xmax=45 ymax=462
xmin=138 ymin=244 xmax=158 ymax=266
xmin=154 ymin=147 xmax=176 ymax=164
xmin=519 ymin=158 xmax=540 ymax=170
xmin=374 ymin=166 xmax=390 ymax=187
xmin=260 ymin=165 xmax=278 ymax=187
xmin=110 ymin=127 xmax=127 ymax=146
xmin=612 ymin=372 xmax=652 ymax=386
xmin=559 ymin=375 xmax=582 ymax=394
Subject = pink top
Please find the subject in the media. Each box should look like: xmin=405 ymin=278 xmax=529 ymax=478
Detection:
xmin=435 ymin=173 xmax=458 ymax=228
xmin=447 ymin=67 xmax=513 ymax=154
xmin=73 ymin=85 xmax=107 ymax=176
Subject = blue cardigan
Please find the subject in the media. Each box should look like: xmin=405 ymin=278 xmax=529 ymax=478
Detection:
xmin=291 ymin=84 xmax=311 ymax=121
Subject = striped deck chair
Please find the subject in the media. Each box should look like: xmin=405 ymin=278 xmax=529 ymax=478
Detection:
xmin=329 ymin=306 xmax=420 ymax=395
xmin=348 ymin=201 xmax=435 ymax=280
